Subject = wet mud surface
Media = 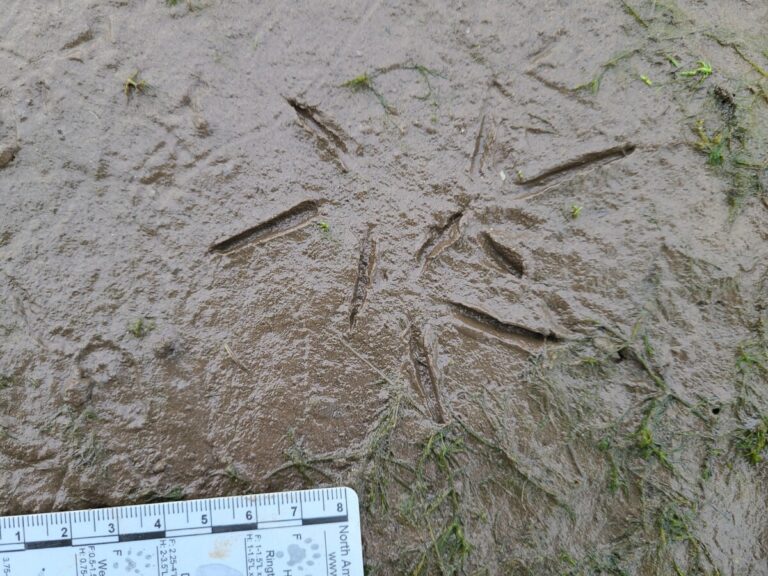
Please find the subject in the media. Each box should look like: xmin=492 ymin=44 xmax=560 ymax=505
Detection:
xmin=2 ymin=0 xmax=768 ymax=573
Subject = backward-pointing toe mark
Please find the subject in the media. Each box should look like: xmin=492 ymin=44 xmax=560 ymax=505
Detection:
xmin=349 ymin=230 xmax=377 ymax=329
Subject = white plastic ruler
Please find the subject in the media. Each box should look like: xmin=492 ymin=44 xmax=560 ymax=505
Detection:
xmin=0 ymin=487 xmax=363 ymax=576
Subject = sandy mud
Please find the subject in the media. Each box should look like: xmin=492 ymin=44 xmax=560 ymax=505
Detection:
xmin=2 ymin=0 xmax=768 ymax=573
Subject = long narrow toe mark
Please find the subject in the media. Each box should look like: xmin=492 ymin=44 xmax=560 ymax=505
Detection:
xmin=480 ymin=231 xmax=525 ymax=278
xmin=408 ymin=324 xmax=446 ymax=424
xmin=209 ymin=200 xmax=319 ymax=253
xmin=349 ymin=230 xmax=377 ymax=329
xmin=520 ymin=144 xmax=636 ymax=187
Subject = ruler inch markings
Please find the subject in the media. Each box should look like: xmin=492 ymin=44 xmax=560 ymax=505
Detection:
xmin=0 ymin=485 xmax=364 ymax=576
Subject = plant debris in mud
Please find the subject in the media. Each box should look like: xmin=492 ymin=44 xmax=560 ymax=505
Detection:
xmin=342 ymin=73 xmax=396 ymax=114
xmin=128 ymin=317 xmax=155 ymax=338
xmin=679 ymin=60 xmax=713 ymax=82
xmin=574 ymin=50 xmax=638 ymax=94
xmin=341 ymin=62 xmax=443 ymax=114
xmin=736 ymin=415 xmax=768 ymax=464
xmin=690 ymin=83 xmax=767 ymax=218
xmin=123 ymin=71 xmax=149 ymax=100
xmin=569 ymin=204 xmax=583 ymax=219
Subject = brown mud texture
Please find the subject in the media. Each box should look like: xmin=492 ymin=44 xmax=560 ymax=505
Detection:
xmin=2 ymin=0 xmax=768 ymax=574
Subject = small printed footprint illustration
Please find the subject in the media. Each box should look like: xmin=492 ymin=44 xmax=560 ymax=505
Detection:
xmin=275 ymin=538 xmax=322 ymax=573
xmin=113 ymin=549 xmax=153 ymax=574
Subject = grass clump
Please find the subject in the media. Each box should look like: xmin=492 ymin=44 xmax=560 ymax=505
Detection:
xmin=736 ymin=341 xmax=766 ymax=374
xmin=124 ymin=71 xmax=149 ymax=100
xmin=635 ymin=416 xmax=672 ymax=470
xmin=692 ymin=109 xmax=766 ymax=219
xmin=0 ymin=375 xmax=15 ymax=389
xmin=403 ymin=424 xmax=472 ymax=576
xmin=597 ymin=438 xmax=629 ymax=494
xmin=657 ymin=505 xmax=692 ymax=544
xmin=736 ymin=416 xmax=768 ymax=464
xmin=128 ymin=317 xmax=155 ymax=338
xmin=579 ymin=355 xmax=602 ymax=368
xmin=316 ymin=221 xmax=331 ymax=239
xmin=693 ymin=120 xmax=726 ymax=166
xmin=557 ymin=550 xmax=629 ymax=576
xmin=654 ymin=502 xmax=719 ymax=575
xmin=570 ymin=204 xmax=583 ymax=219
xmin=689 ymin=78 xmax=767 ymax=218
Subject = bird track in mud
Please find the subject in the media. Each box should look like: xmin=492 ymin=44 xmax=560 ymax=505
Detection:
xmin=480 ymin=231 xmax=525 ymax=278
xmin=416 ymin=210 xmax=465 ymax=268
xmin=449 ymin=301 xmax=565 ymax=344
xmin=469 ymin=114 xmax=487 ymax=176
xmin=285 ymin=97 xmax=358 ymax=173
xmin=468 ymin=80 xmax=512 ymax=176
xmin=348 ymin=230 xmax=377 ymax=329
xmin=209 ymin=200 xmax=319 ymax=253
xmin=408 ymin=324 xmax=446 ymax=424
xmin=519 ymin=143 xmax=636 ymax=187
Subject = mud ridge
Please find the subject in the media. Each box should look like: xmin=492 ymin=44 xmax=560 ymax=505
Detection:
xmin=408 ymin=324 xmax=445 ymax=424
xmin=417 ymin=210 xmax=464 ymax=266
xmin=349 ymin=230 xmax=377 ymax=329
xmin=520 ymin=143 xmax=636 ymax=187
xmin=209 ymin=200 xmax=319 ymax=253
xmin=285 ymin=97 xmax=356 ymax=173
xmin=480 ymin=231 xmax=525 ymax=277
xmin=449 ymin=301 xmax=563 ymax=343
